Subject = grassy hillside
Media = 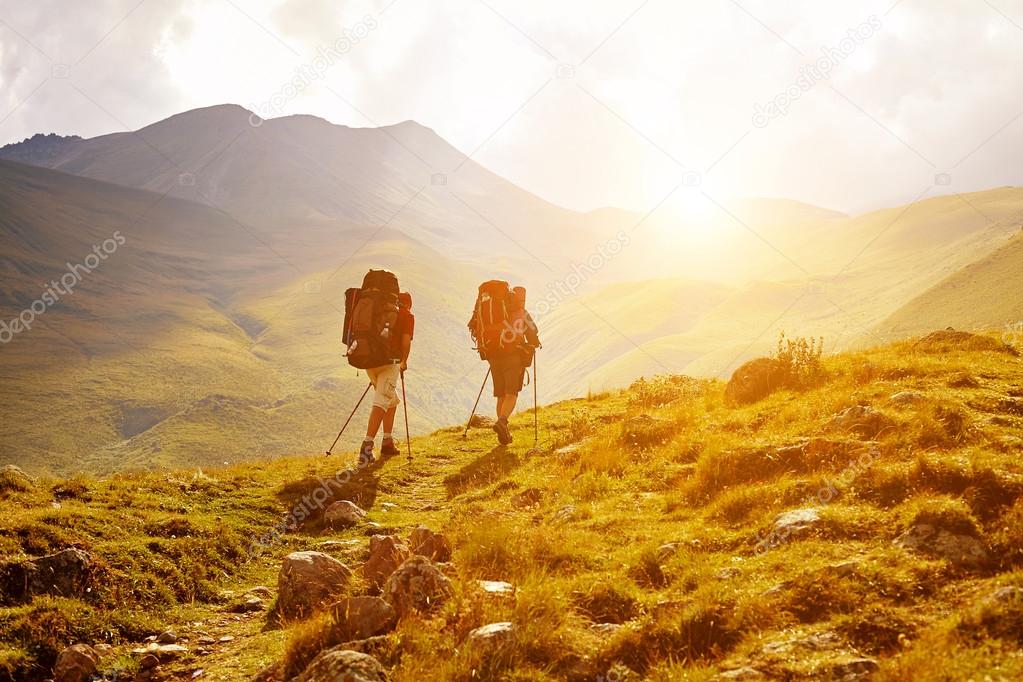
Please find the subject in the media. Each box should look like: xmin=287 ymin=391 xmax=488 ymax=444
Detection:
xmin=3 ymin=332 xmax=1023 ymax=681
xmin=877 ymin=232 xmax=1023 ymax=339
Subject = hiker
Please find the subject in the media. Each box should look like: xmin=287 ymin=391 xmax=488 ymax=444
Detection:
xmin=468 ymin=282 xmax=540 ymax=445
xmin=342 ymin=270 xmax=414 ymax=463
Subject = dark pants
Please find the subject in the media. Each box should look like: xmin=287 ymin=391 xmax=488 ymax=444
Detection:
xmin=488 ymin=352 xmax=525 ymax=397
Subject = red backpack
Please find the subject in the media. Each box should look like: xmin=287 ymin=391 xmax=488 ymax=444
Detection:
xmin=343 ymin=269 xmax=400 ymax=369
xmin=469 ymin=280 xmax=526 ymax=358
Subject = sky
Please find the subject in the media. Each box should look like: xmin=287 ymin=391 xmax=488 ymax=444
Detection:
xmin=1 ymin=0 xmax=1022 ymax=214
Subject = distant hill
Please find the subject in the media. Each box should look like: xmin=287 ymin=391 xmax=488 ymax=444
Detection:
xmin=876 ymin=230 xmax=1023 ymax=338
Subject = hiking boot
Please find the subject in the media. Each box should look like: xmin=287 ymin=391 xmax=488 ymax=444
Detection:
xmin=380 ymin=438 xmax=400 ymax=456
xmin=359 ymin=440 xmax=375 ymax=464
xmin=494 ymin=418 xmax=512 ymax=445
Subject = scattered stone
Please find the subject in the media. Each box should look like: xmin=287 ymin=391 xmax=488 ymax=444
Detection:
xmin=318 ymin=539 xmax=363 ymax=552
xmin=0 ymin=548 xmax=94 ymax=605
xmin=382 ymin=556 xmax=454 ymax=618
xmin=716 ymin=667 xmax=765 ymax=681
xmin=53 ymin=644 xmax=100 ymax=682
xmin=380 ymin=502 xmax=399 ymax=511
xmin=555 ymin=442 xmax=583 ymax=465
xmin=323 ymin=500 xmax=368 ymax=529
xmin=156 ymin=631 xmax=177 ymax=644
xmin=589 ymin=623 xmax=623 ymax=637
xmin=218 ymin=636 xmax=234 ymax=643
xmin=830 ymin=657 xmax=879 ymax=679
xmin=825 ymin=560 xmax=861 ymax=577
xmin=553 ymin=505 xmax=577 ymax=522
xmin=772 ymin=508 xmax=821 ymax=538
xmin=890 ymin=391 xmax=926 ymax=406
xmin=656 ymin=543 xmax=679 ymax=562
xmin=987 ymin=586 xmax=1023 ymax=605
xmin=716 ymin=567 xmax=742 ymax=580
xmin=894 ymin=524 xmax=989 ymax=569
xmin=329 ymin=596 xmax=397 ymax=641
xmin=468 ymin=414 xmax=494 ymax=428
xmin=247 ymin=586 xmax=273 ymax=600
xmin=226 ymin=596 xmax=265 ymax=613
xmin=467 ymin=621 xmax=515 ymax=647
xmin=826 ymin=405 xmax=894 ymax=439
xmin=197 ymin=637 xmax=216 ymax=646
xmin=132 ymin=643 xmax=188 ymax=662
xmin=139 ymin=654 xmax=161 ymax=670
xmin=292 ymin=648 xmax=389 ymax=682
xmin=477 ymin=580 xmax=515 ymax=596
xmin=276 ymin=551 xmax=352 ymax=620
xmin=511 ymin=487 xmax=543 ymax=509
xmin=408 ymin=526 xmax=452 ymax=562
xmin=362 ymin=535 xmax=411 ymax=588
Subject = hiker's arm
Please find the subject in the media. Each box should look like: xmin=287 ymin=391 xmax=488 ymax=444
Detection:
xmin=525 ymin=313 xmax=541 ymax=348
xmin=400 ymin=333 xmax=412 ymax=371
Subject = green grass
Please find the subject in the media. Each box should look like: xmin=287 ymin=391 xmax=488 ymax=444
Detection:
xmin=2 ymin=333 xmax=1023 ymax=680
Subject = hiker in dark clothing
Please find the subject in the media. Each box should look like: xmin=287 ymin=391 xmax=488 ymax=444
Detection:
xmin=468 ymin=283 xmax=540 ymax=445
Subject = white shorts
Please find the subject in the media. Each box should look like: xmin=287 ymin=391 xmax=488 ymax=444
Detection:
xmin=366 ymin=363 xmax=401 ymax=411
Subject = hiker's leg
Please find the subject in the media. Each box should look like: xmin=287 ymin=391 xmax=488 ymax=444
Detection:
xmin=499 ymin=393 xmax=518 ymax=419
xmin=366 ymin=406 xmax=386 ymax=439
xmin=383 ymin=405 xmax=397 ymax=434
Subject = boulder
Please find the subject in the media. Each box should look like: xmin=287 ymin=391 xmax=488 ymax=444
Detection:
xmin=361 ymin=535 xmax=411 ymax=588
xmin=826 ymin=405 xmax=894 ymax=439
xmin=328 ymin=596 xmax=397 ymax=641
xmin=156 ymin=631 xmax=177 ymax=644
xmin=53 ymin=644 xmax=100 ymax=682
xmin=894 ymin=524 xmax=989 ymax=569
xmin=0 ymin=548 xmax=94 ymax=605
xmin=323 ymin=500 xmax=367 ymax=529
xmin=292 ymin=648 xmax=389 ymax=682
xmin=467 ymin=621 xmax=515 ymax=647
xmin=131 ymin=643 xmax=188 ymax=662
xmin=382 ymin=556 xmax=454 ymax=618
xmin=226 ymin=596 xmax=265 ymax=613
xmin=477 ymin=580 xmax=515 ymax=596
xmin=277 ymin=551 xmax=352 ymax=620
xmin=408 ymin=526 xmax=452 ymax=562
xmin=725 ymin=356 xmax=789 ymax=404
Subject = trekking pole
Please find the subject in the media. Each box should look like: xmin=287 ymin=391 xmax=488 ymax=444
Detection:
xmin=326 ymin=382 xmax=372 ymax=456
xmin=532 ymin=351 xmax=538 ymax=447
xmin=400 ymin=369 xmax=412 ymax=463
xmin=462 ymin=367 xmax=491 ymax=439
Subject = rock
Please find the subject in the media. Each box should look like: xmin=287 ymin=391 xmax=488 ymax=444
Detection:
xmin=656 ymin=543 xmax=679 ymax=562
xmin=53 ymin=644 xmax=100 ymax=682
xmin=555 ymin=442 xmax=583 ymax=465
xmin=468 ymin=414 xmax=494 ymax=428
xmin=830 ymin=657 xmax=879 ymax=679
xmin=247 ymin=585 xmax=273 ymax=600
xmin=361 ymin=535 xmax=411 ymax=588
xmin=589 ymin=623 xmax=623 ymax=636
xmin=0 ymin=548 xmax=94 ymax=605
xmin=553 ymin=505 xmax=577 ymax=522
xmin=277 ymin=551 xmax=352 ymax=620
xmin=716 ymin=667 xmax=765 ymax=681
xmin=226 ymin=596 xmax=265 ymax=613
xmin=156 ymin=630 xmax=177 ymax=644
xmin=772 ymin=508 xmax=821 ymax=537
xmin=890 ymin=391 xmax=926 ymax=406
xmin=825 ymin=560 xmax=860 ymax=577
xmin=132 ymin=643 xmax=188 ymax=661
xmin=894 ymin=524 xmax=989 ymax=569
xmin=726 ymin=356 xmax=792 ymax=405
xmin=323 ymin=500 xmax=367 ymax=529
xmin=716 ymin=567 xmax=742 ymax=580
xmin=139 ymin=654 xmax=161 ymax=670
xmin=511 ymin=487 xmax=543 ymax=509
xmin=329 ymin=596 xmax=397 ymax=641
xmin=826 ymin=405 xmax=894 ymax=439
xmin=408 ymin=526 xmax=452 ymax=562
xmin=477 ymin=580 xmax=515 ymax=596
xmin=292 ymin=648 xmax=389 ymax=682
xmin=380 ymin=502 xmax=399 ymax=511
xmin=0 ymin=464 xmax=33 ymax=493
xmin=250 ymin=662 xmax=283 ymax=682
xmin=467 ymin=621 xmax=515 ymax=647
xmin=382 ymin=556 xmax=454 ymax=618
xmin=987 ymin=586 xmax=1023 ymax=605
